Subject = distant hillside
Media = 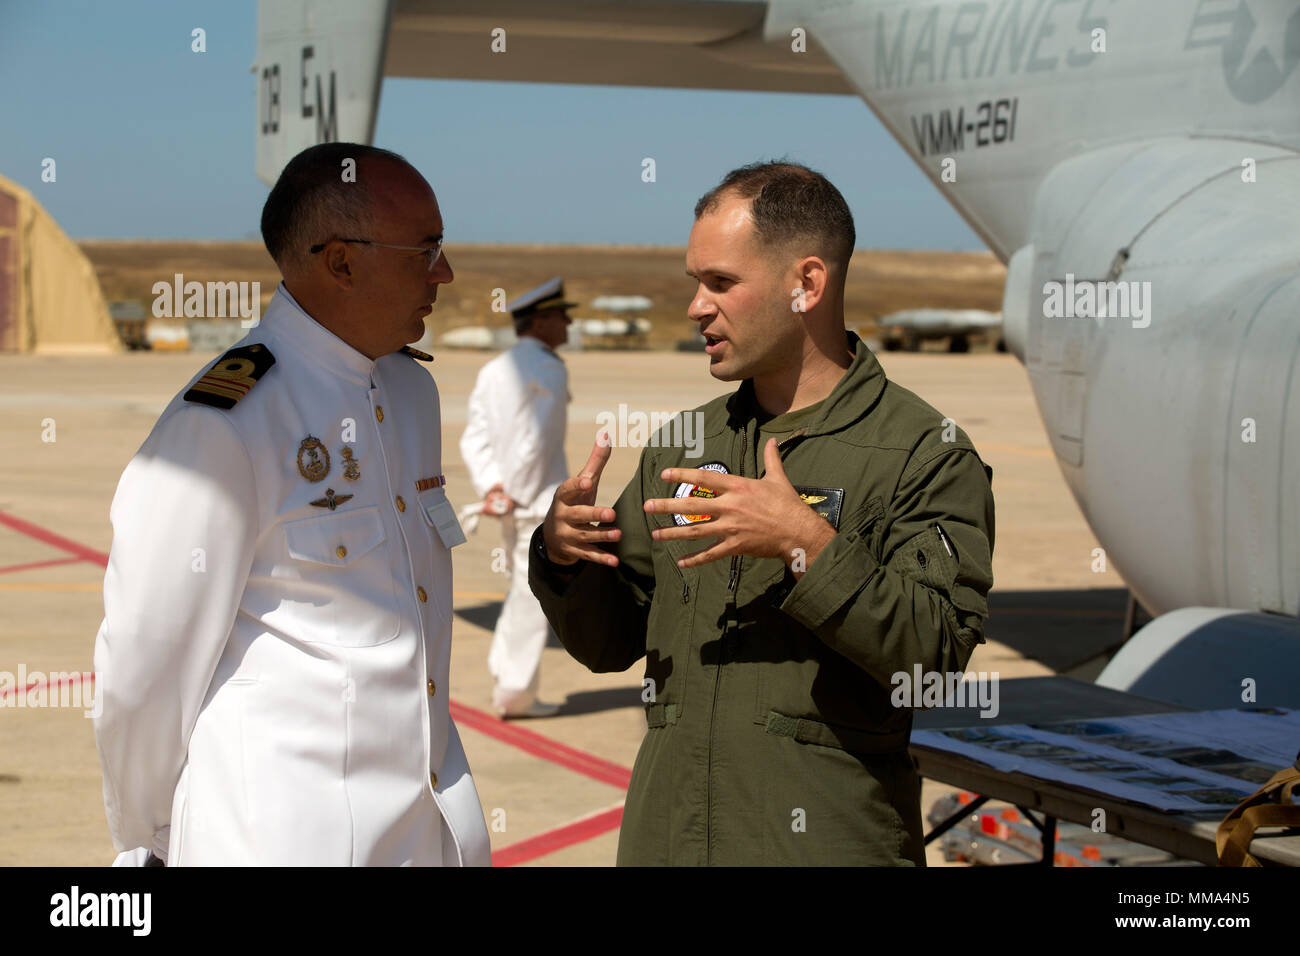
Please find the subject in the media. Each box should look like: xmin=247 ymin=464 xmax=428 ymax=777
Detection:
xmin=79 ymin=241 xmax=1006 ymax=350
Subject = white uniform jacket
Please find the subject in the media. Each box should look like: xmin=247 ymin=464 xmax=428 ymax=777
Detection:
xmin=459 ymin=336 xmax=569 ymax=516
xmin=93 ymin=285 xmax=491 ymax=866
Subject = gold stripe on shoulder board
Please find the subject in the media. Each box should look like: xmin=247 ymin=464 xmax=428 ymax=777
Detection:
xmin=184 ymin=344 xmax=276 ymax=409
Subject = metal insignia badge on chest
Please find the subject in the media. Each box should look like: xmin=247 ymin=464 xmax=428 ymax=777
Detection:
xmin=671 ymin=461 xmax=729 ymax=526
xmin=310 ymin=488 xmax=353 ymax=510
xmin=296 ymin=435 xmax=330 ymax=482
xmin=340 ymin=446 xmax=361 ymax=481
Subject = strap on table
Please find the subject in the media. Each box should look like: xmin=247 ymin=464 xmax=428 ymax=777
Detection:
xmin=1216 ymin=757 xmax=1300 ymax=867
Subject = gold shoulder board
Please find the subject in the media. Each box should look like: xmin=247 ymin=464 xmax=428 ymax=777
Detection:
xmin=184 ymin=344 xmax=276 ymax=409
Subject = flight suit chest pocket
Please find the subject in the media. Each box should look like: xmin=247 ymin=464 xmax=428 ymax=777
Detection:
xmin=842 ymin=496 xmax=885 ymax=548
xmin=281 ymin=506 xmax=400 ymax=646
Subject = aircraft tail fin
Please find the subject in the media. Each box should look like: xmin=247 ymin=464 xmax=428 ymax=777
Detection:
xmin=255 ymin=0 xmax=393 ymax=185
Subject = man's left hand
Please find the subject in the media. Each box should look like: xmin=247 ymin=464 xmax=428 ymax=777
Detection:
xmin=645 ymin=438 xmax=835 ymax=576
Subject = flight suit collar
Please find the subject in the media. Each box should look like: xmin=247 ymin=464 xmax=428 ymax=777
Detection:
xmin=265 ymin=283 xmax=377 ymax=386
xmin=725 ymin=330 xmax=888 ymax=436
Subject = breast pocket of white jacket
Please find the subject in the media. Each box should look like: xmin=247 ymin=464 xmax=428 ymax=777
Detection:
xmin=280 ymin=506 xmax=401 ymax=647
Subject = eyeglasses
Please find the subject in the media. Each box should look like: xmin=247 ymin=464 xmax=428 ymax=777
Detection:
xmin=309 ymin=237 xmax=444 ymax=272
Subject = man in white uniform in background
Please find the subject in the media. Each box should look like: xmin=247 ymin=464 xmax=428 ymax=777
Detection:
xmin=92 ymin=142 xmax=491 ymax=866
xmin=460 ymin=279 xmax=573 ymax=718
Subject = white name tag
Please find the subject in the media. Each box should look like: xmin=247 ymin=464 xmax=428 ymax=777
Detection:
xmin=424 ymin=495 xmax=468 ymax=549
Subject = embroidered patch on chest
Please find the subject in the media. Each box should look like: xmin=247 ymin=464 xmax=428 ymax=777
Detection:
xmin=671 ymin=461 xmax=729 ymax=526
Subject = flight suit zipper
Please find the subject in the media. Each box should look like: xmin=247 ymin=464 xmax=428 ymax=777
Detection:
xmin=725 ymin=427 xmax=747 ymax=593
xmin=706 ymin=425 xmax=747 ymax=861
xmin=721 ymin=426 xmax=802 ymax=593
xmin=704 ymin=424 xmax=807 ymax=860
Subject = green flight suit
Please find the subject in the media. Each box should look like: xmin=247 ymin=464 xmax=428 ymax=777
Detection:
xmin=529 ymin=331 xmax=995 ymax=865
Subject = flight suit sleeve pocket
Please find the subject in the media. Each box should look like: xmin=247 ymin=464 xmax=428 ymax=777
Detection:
xmin=284 ymin=507 xmax=387 ymax=567
xmin=899 ymin=522 xmax=987 ymax=642
xmin=894 ymin=524 xmax=989 ymax=623
xmin=894 ymin=525 xmax=953 ymax=582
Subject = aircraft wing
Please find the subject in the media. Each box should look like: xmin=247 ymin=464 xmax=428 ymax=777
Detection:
xmin=255 ymin=0 xmax=852 ymax=185
xmin=384 ymin=0 xmax=850 ymax=92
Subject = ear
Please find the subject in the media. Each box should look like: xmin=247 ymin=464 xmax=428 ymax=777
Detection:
xmin=322 ymin=241 xmax=357 ymax=290
xmin=791 ymin=255 xmax=829 ymax=315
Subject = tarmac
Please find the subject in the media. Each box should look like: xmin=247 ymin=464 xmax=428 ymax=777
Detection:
xmin=0 ymin=346 xmax=1129 ymax=865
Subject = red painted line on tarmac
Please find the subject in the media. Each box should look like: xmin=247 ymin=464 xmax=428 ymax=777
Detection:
xmin=0 ymin=517 xmax=634 ymax=862
xmin=0 ymin=512 xmax=109 ymax=567
xmin=449 ymin=700 xmax=633 ymax=790
xmin=492 ymin=805 xmax=624 ymax=867
xmin=8 ymin=677 xmax=630 ymax=863
xmin=0 ymin=556 xmax=83 ymax=575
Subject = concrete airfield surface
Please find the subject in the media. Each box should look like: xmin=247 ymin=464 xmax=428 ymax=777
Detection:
xmin=0 ymin=346 xmax=1126 ymax=866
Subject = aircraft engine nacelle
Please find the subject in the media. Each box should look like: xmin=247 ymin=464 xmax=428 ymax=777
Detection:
xmin=1003 ymin=140 xmax=1300 ymax=618
xmin=1097 ymin=607 xmax=1300 ymax=710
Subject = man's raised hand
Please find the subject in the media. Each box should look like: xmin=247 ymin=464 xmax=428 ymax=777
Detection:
xmin=644 ymin=437 xmax=835 ymax=575
xmin=541 ymin=432 xmax=622 ymax=567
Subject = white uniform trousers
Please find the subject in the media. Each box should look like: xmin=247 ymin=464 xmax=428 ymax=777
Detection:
xmin=487 ymin=513 xmax=552 ymax=710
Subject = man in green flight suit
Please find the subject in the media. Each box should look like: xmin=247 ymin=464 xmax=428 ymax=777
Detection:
xmin=528 ymin=161 xmax=995 ymax=865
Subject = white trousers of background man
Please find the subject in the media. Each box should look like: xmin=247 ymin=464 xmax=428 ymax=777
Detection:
xmin=488 ymin=512 xmax=553 ymax=712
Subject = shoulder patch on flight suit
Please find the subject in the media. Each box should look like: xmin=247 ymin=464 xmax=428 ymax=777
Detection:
xmin=184 ymin=344 xmax=276 ymax=409
xmin=401 ymin=345 xmax=434 ymax=362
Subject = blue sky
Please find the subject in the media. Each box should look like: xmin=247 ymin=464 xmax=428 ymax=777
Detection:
xmin=0 ymin=1 xmax=982 ymax=249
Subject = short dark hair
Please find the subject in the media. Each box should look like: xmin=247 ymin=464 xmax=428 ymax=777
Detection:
xmin=260 ymin=143 xmax=412 ymax=271
xmin=693 ymin=161 xmax=856 ymax=278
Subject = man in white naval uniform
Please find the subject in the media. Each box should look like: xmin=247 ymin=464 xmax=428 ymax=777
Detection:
xmin=460 ymin=279 xmax=573 ymax=718
xmin=93 ymin=144 xmax=491 ymax=866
